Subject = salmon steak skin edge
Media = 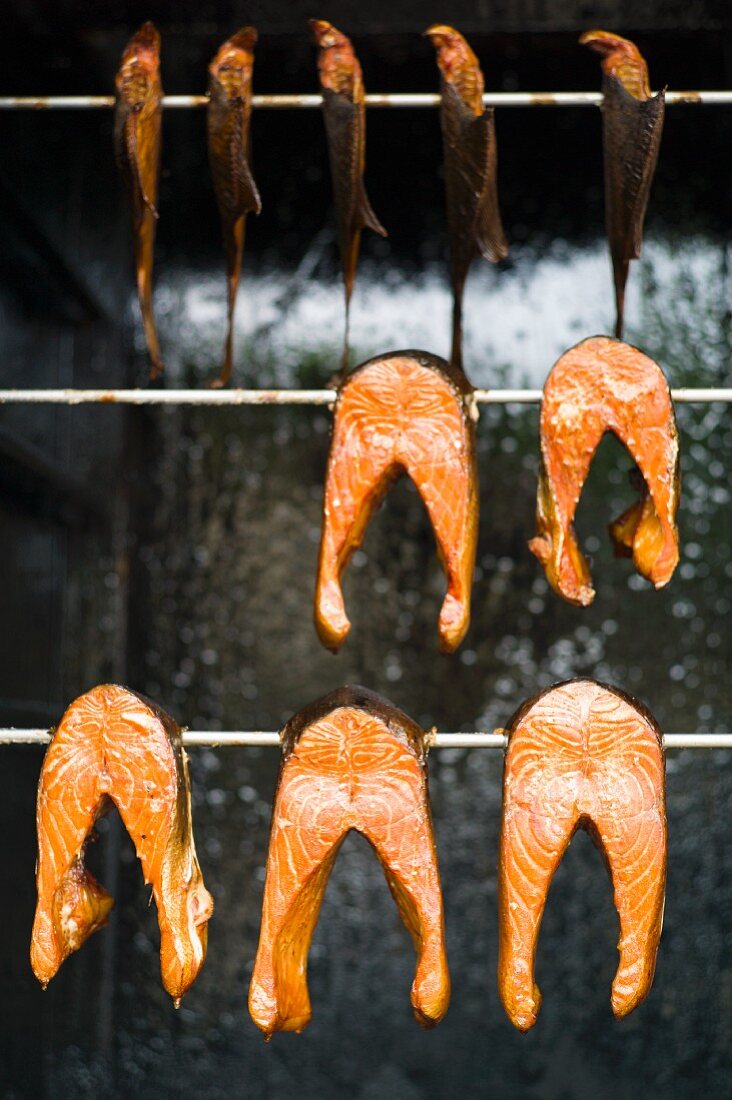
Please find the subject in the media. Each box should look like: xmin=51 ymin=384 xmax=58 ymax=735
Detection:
xmin=30 ymin=684 xmax=213 ymax=1005
xmin=248 ymin=685 xmax=450 ymax=1037
xmin=314 ymin=350 xmax=479 ymax=654
xmin=529 ymin=335 xmax=680 ymax=606
xmin=498 ymin=677 xmax=667 ymax=1031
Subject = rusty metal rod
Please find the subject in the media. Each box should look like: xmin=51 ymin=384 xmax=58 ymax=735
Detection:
xmin=1 ymin=729 xmax=730 ymax=749
xmin=0 ymin=388 xmax=727 ymax=406
xmin=0 ymin=91 xmax=730 ymax=111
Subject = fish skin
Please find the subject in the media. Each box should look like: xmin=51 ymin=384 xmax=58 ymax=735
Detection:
xmin=114 ymin=22 xmax=165 ymax=379
xmin=498 ymin=678 xmax=667 ymax=1031
xmin=529 ymin=335 xmax=680 ymax=605
xmin=30 ymin=684 xmax=213 ymax=1004
xmin=207 ymin=27 xmax=262 ymax=388
xmin=581 ymin=31 xmax=665 ymax=339
xmin=248 ymin=686 xmax=450 ymax=1036
xmin=314 ymin=350 xmax=479 ymax=653
xmin=425 ymin=25 xmax=508 ymax=374
xmin=310 ymin=20 xmax=387 ymax=375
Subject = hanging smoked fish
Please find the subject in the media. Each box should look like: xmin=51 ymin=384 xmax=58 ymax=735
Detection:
xmin=314 ymin=350 xmax=479 ymax=654
xmin=31 ymin=685 xmax=213 ymax=1005
xmin=207 ymin=28 xmax=262 ymax=387
xmin=425 ymin=25 xmax=508 ymax=372
xmin=529 ymin=336 xmax=680 ymax=606
xmin=249 ymin=686 xmax=450 ymax=1036
xmin=310 ymin=20 xmax=387 ymax=374
xmin=499 ymin=678 xmax=667 ymax=1030
xmin=114 ymin=22 xmax=165 ymax=379
xmin=580 ymin=30 xmax=665 ymax=338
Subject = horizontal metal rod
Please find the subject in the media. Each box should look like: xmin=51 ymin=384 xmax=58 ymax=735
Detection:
xmin=1 ymin=729 xmax=730 ymax=749
xmin=0 ymin=91 xmax=730 ymax=112
xmin=0 ymin=387 xmax=727 ymax=407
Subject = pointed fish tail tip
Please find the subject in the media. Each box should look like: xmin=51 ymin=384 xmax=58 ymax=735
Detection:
xmin=309 ymin=18 xmax=338 ymax=45
xmin=228 ymin=26 xmax=258 ymax=50
xmin=131 ymin=21 xmax=161 ymax=50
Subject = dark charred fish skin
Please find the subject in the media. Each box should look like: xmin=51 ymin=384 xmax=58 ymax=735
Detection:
xmin=581 ymin=30 xmax=665 ymax=339
xmin=310 ymin=19 xmax=387 ymax=376
xmin=499 ymin=678 xmax=666 ymax=1031
xmin=114 ymin=22 xmax=165 ymax=379
xmin=30 ymin=684 xmax=213 ymax=1005
xmin=207 ymin=27 xmax=262 ymax=388
xmin=249 ymin=686 xmax=450 ymax=1037
xmin=425 ymin=25 xmax=508 ymax=375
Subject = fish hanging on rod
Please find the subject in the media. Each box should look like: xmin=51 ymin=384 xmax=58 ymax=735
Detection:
xmin=498 ymin=678 xmax=667 ymax=1031
xmin=30 ymin=685 xmax=213 ymax=1006
xmin=529 ymin=336 xmax=680 ymax=605
xmin=249 ymin=686 xmax=450 ymax=1036
xmin=425 ymin=25 xmax=508 ymax=372
xmin=114 ymin=22 xmax=165 ymax=379
xmin=580 ymin=30 xmax=665 ymax=338
xmin=207 ymin=27 xmax=262 ymax=387
xmin=310 ymin=20 xmax=387 ymax=375
xmin=314 ymin=350 xmax=479 ymax=653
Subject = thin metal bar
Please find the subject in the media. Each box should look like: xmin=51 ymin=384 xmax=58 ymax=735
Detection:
xmin=0 ymin=387 xmax=728 ymax=407
xmin=2 ymin=729 xmax=731 ymax=749
xmin=0 ymin=91 xmax=730 ymax=111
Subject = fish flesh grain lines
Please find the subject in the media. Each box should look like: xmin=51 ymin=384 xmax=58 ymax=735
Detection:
xmin=2 ymin=729 xmax=731 ymax=749
xmin=0 ymin=388 xmax=728 ymax=405
xmin=1 ymin=91 xmax=732 ymax=110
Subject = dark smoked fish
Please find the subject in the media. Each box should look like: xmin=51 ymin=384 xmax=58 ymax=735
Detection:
xmin=581 ymin=30 xmax=665 ymax=338
xmin=30 ymin=684 xmax=213 ymax=1005
xmin=114 ymin=22 xmax=165 ymax=379
xmin=425 ymin=25 xmax=508 ymax=372
xmin=499 ymin=679 xmax=666 ymax=1030
xmin=314 ymin=350 xmax=479 ymax=654
xmin=529 ymin=336 xmax=680 ymax=606
xmin=207 ymin=28 xmax=262 ymax=387
xmin=249 ymin=686 xmax=450 ymax=1036
xmin=310 ymin=20 xmax=387 ymax=373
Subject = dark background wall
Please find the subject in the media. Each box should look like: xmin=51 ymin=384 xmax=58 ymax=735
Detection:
xmin=0 ymin=3 xmax=730 ymax=1098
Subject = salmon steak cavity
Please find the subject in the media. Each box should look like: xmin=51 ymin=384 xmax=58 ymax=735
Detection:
xmin=498 ymin=678 xmax=666 ymax=1031
xmin=315 ymin=351 xmax=479 ymax=653
xmin=249 ymin=686 xmax=450 ymax=1037
xmin=529 ymin=336 xmax=680 ymax=605
xmin=31 ymin=684 xmax=213 ymax=1005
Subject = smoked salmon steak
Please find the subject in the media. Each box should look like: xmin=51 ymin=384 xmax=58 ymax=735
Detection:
xmin=529 ymin=336 xmax=680 ymax=605
xmin=248 ymin=686 xmax=450 ymax=1037
xmin=315 ymin=350 xmax=479 ymax=653
xmin=498 ymin=678 xmax=667 ymax=1031
xmin=30 ymin=684 xmax=213 ymax=1005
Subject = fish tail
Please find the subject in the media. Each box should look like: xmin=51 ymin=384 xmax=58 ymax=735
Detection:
xmin=450 ymin=289 xmax=464 ymax=372
xmin=613 ymin=259 xmax=628 ymax=338
xmin=211 ymin=218 xmax=245 ymax=388
xmin=137 ymin=256 xmax=164 ymax=379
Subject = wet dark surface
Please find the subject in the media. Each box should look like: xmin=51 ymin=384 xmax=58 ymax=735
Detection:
xmin=0 ymin=13 xmax=731 ymax=1100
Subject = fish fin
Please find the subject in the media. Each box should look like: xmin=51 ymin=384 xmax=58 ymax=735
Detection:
xmin=125 ymin=110 xmax=159 ymax=218
xmin=230 ymin=102 xmax=262 ymax=217
xmin=356 ymin=181 xmax=387 ymax=237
